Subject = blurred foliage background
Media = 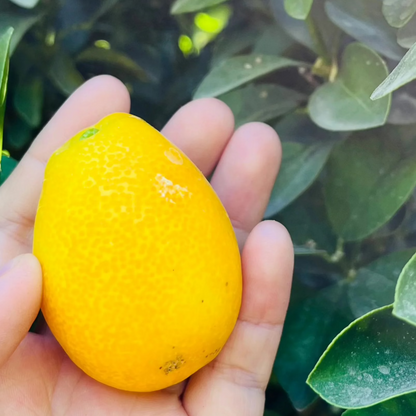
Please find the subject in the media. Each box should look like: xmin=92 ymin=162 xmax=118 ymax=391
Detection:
xmin=3 ymin=0 xmax=416 ymax=415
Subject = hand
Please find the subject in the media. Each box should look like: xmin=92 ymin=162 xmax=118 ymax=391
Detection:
xmin=0 ymin=75 xmax=294 ymax=415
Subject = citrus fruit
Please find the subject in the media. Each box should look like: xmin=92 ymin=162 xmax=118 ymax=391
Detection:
xmin=33 ymin=113 xmax=242 ymax=392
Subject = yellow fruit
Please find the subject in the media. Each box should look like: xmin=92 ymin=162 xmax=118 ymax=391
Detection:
xmin=33 ymin=113 xmax=242 ymax=392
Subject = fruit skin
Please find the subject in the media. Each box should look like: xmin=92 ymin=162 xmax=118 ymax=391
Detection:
xmin=33 ymin=113 xmax=242 ymax=392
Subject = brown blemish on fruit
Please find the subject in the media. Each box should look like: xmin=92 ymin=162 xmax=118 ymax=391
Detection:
xmin=161 ymin=355 xmax=185 ymax=375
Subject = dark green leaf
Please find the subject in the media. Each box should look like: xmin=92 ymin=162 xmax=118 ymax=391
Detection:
xmin=275 ymin=283 xmax=352 ymax=410
xmin=308 ymin=306 xmax=416 ymax=409
xmin=49 ymin=52 xmax=84 ymax=97
xmin=265 ymin=141 xmax=333 ymax=216
xmin=0 ymin=155 xmax=17 ymax=185
xmin=372 ymin=43 xmax=416 ymax=100
xmin=393 ymin=252 xmax=416 ymax=325
xmin=309 ymin=43 xmax=391 ymax=131
xmin=324 ymin=130 xmax=416 ymax=241
xmin=344 ymin=393 xmax=416 ymax=416
xmin=382 ymin=0 xmax=416 ymax=28
xmin=5 ymin=117 xmax=32 ymax=152
xmin=0 ymin=27 xmax=13 ymax=166
xmin=348 ymin=249 xmax=415 ymax=318
xmin=219 ymin=84 xmax=305 ymax=128
xmin=284 ymin=0 xmax=313 ymax=20
xmin=13 ymin=72 xmax=43 ymax=127
xmin=325 ymin=0 xmax=405 ymax=61
xmin=252 ymin=25 xmax=293 ymax=56
xmin=171 ymin=0 xmax=227 ymax=14
xmin=193 ymin=55 xmax=305 ymax=99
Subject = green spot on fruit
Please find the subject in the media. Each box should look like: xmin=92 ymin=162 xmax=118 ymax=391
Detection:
xmin=80 ymin=128 xmax=99 ymax=141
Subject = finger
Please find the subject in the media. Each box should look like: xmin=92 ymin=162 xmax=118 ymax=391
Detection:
xmin=183 ymin=221 xmax=294 ymax=416
xmin=0 ymin=75 xmax=130 ymax=261
xmin=0 ymin=254 xmax=42 ymax=368
xmin=161 ymin=98 xmax=235 ymax=176
xmin=210 ymin=123 xmax=281 ymax=247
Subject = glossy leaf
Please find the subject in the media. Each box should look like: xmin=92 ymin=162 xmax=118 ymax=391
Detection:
xmin=372 ymin=43 xmax=416 ymax=100
xmin=325 ymin=130 xmax=416 ymax=241
xmin=171 ymin=0 xmax=226 ymax=14
xmin=13 ymin=72 xmax=43 ymax=127
xmin=265 ymin=141 xmax=333 ymax=217
xmin=344 ymin=393 xmax=416 ymax=416
xmin=219 ymin=84 xmax=305 ymax=128
xmin=394 ymin=252 xmax=416 ymax=325
xmin=308 ymin=306 xmax=416 ymax=409
xmin=325 ymin=0 xmax=405 ymax=61
xmin=0 ymin=155 xmax=17 ymax=185
xmin=193 ymin=55 xmax=305 ymax=99
xmin=284 ymin=0 xmax=313 ymax=20
xmin=348 ymin=249 xmax=415 ymax=318
xmin=309 ymin=43 xmax=391 ymax=131
xmin=275 ymin=283 xmax=353 ymax=410
xmin=0 ymin=27 xmax=13 ymax=167
xmin=382 ymin=0 xmax=416 ymax=28
xmin=8 ymin=0 xmax=39 ymax=9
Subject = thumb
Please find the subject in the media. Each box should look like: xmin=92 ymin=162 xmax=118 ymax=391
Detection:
xmin=0 ymin=254 xmax=42 ymax=367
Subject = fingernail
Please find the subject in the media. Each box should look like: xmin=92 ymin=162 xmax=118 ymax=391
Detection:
xmin=0 ymin=257 xmax=20 ymax=277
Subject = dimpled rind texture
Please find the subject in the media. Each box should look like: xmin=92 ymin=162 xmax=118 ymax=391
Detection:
xmin=33 ymin=113 xmax=242 ymax=392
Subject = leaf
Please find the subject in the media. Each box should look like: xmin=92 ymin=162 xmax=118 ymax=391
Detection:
xmin=309 ymin=43 xmax=391 ymax=131
xmin=393 ymin=252 xmax=416 ymax=325
xmin=171 ymin=0 xmax=226 ymax=14
xmin=325 ymin=0 xmax=405 ymax=61
xmin=8 ymin=0 xmax=39 ymax=9
xmin=219 ymin=84 xmax=305 ymax=128
xmin=293 ymin=245 xmax=327 ymax=256
xmin=348 ymin=249 xmax=415 ymax=318
xmin=0 ymin=155 xmax=17 ymax=185
xmin=252 ymin=25 xmax=293 ymax=56
xmin=275 ymin=283 xmax=353 ymax=410
xmin=49 ymin=52 xmax=84 ymax=97
xmin=193 ymin=55 xmax=305 ymax=99
xmin=13 ymin=72 xmax=43 ymax=127
xmin=284 ymin=0 xmax=313 ymax=20
xmin=344 ymin=393 xmax=416 ymax=416
xmin=372 ymin=43 xmax=416 ymax=100
xmin=76 ymin=47 xmax=148 ymax=82
xmin=265 ymin=141 xmax=333 ymax=217
xmin=324 ymin=130 xmax=416 ymax=241
xmin=397 ymin=14 xmax=416 ymax=48
xmin=382 ymin=0 xmax=416 ymax=28
xmin=0 ymin=27 xmax=13 ymax=167
xmin=308 ymin=306 xmax=416 ymax=409
xmin=5 ymin=117 xmax=32 ymax=152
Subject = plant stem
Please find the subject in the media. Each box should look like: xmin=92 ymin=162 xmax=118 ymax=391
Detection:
xmin=306 ymin=14 xmax=331 ymax=66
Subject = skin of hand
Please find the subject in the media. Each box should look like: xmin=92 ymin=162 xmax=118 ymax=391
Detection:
xmin=0 ymin=75 xmax=294 ymax=416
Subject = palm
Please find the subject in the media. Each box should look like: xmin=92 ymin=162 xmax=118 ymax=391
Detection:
xmin=0 ymin=76 xmax=293 ymax=415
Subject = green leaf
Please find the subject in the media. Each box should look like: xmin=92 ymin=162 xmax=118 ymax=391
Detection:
xmin=275 ymin=283 xmax=353 ymax=410
xmin=308 ymin=306 xmax=416 ymax=409
xmin=397 ymin=15 xmax=416 ymax=48
xmin=0 ymin=155 xmax=17 ymax=185
xmin=372 ymin=43 xmax=416 ymax=100
xmin=193 ymin=55 xmax=305 ymax=99
xmin=252 ymin=25 xmax=293 ymax=56
xmin=344 ymin=393 xmax=416 ymax=416
xmin=8 ymin=0 xmax=39 ymax=9
xmin=325 ymin=0 xmax=405 ymax=61
xmin=219 ymin=84 xmax=305 ymax=128
xmin=49 ymin=52 xmax=84 ymax=97
xmin=324 ymin=130 xmax=416 ymax=241
xmin=293 ymin=245 xmax=327 ymax=256
xmin=13 ymin=72 xmax=43 ymax=128
xmin=0 ymin=27 xmax=13 ymax=167
xmin=393 ymin=252 xmax=416 ymax=325
xmin=5 ymin=117 xmax=32 ymax=152
xmin=265 ymin=141 xmax=333 ymax=217
xmin=0 ymin=6 xmax=42 ymax=53
xmin=382 ymin=0 xmax=416 ymax=28
xmin=309 ymin=43 xmax=391 ymax=131
xmin=348 ymin=249 xmax=415 ymax=318
xmin=284 ymin=0 xmax=313 ymax=20
xmin=171 ymin=0 xmax=227 ymax=14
